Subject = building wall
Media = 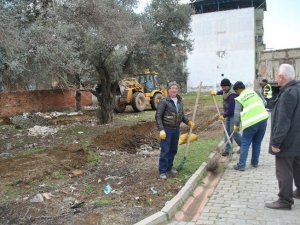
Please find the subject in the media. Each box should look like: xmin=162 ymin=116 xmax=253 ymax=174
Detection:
xmin=187 ymin=7 xmax=256 ymax=89
xmin=258 ymin=48 xmax=300 ymax=83
xmin=0 ymin=89 xmax=92 ymax=117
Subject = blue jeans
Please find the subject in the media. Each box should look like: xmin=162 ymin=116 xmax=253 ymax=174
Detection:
xmin=224 ymin=115 xmax=242 ymax=153
xmin=238 ymin=119 xmax=267 ymax=168
xmin=159 ymin=128 xmax=180 ymax=174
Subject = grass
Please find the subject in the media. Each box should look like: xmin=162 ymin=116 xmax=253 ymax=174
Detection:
xmin=87 ymin=150 xmax=101 ymax=166
xmin=174 ymin=135 xmax=222 ymax=182
xmin=0 ymin=186 xmax=25 ymax=204
xmin=84 ymin=183 xmax=94 ymax=194
xmin=0 ymin=125 xmax=19 ymax=133
xmin=21 ymin=147 xmax=46 ymax=156
xmin=57 ymin=124 xmax=102 ymax=138
xmin=113 ymin=110 xmax=156 ymax=123
xmin=94 ymin=198 xmax=110 ymax=206
xmin=182 ymin=91 xmax=223 ymax=106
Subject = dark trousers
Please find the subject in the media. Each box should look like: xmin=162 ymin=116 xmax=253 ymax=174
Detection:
xmin=159 ymin=128 xmax=179 ymax=174
xmin=224 ymin=115 xmax=241 ymax=154
xmin=275 ymin=156 xmax=300 ymax=205
xmin=238 ymin=119 xmax=267 ymax=168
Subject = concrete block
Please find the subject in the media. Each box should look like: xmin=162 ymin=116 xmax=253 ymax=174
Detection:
xmin=133 ymin=212 xmax=168 ymax=225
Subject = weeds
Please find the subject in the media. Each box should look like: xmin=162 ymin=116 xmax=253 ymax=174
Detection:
xmin=87 ymin=150 xmax=100 ymax=166
xmin=21 ymin=147 xmax=45 ymax=156
xmin=84 ymin=184 xmax=94 ymax=194
xmin=94 ymin=198 xmax=109 ymax=206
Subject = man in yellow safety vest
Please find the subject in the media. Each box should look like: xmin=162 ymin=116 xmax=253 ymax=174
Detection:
xmin=260 ymin=79 xmax=273 ymax=110
xmin=232 ymin=81 xmax=269 ymax=171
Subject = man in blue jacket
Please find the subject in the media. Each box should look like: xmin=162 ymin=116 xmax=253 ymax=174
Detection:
xmin=211 ymin=78 xmax=241 ymax=156
xmin=265 ymin=64 xmax=300 ymax=210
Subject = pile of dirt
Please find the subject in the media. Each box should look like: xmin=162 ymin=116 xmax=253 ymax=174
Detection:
xmin=94 ymin=121 xmax=160 ymax=154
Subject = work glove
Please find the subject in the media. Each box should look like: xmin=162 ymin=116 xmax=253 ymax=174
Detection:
xmin=233 ymin=125 xmax=240 ymax=132
xmin=210 ymin=90 xmax=217 ymax=96
xmin=219 ymin=115 xmax=225 ymax=121
xmin=160 ymin=130 xmax=166 ymax=140
xmin=179 ymin=133 xmax=199 ymax=145
xmin=188 ymin=121 xmax=196 ymax=129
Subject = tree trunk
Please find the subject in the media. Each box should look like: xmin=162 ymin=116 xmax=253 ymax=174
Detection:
xmin=95 ymin=67 xmax=115 ymax=124
xmin=75 ymin=89 xmax=81 ymax=112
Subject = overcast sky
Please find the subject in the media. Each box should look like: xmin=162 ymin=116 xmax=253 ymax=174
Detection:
xmin=137 ymin=0 xmax=300 ymax=50
xmin=264 ymin=0 xmax=300 ymax=50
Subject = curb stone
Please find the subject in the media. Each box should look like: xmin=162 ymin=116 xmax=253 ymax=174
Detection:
xmin=133 ymin=150 xmax=218 ymax=225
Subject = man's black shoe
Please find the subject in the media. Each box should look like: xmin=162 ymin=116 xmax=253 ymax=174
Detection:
xmin=293 ymin=190 xmax=300 ymax=199
xmin=265 ymin=201 xmax=291 ymax=210
xmin=233 ymin=164 xmax=245 ymax=171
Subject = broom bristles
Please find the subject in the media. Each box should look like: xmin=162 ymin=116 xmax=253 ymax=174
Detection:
xmin=206 ymin=158 xmax=219 ymax=173
xmin=176 ymin=157 xmax=186 ymax=171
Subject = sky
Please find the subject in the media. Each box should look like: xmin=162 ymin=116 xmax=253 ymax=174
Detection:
xmin=138 ymin=0 xmax=300 ymax=50
xmin=264 ymin=0 xmax=300 ymax=50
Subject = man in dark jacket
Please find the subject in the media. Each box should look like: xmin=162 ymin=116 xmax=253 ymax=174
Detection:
xmin=265 ymin=64 xmax=300 ymax=210
xmin=155 ymin=81 xmax=195 ymax=179
xmin=211 ymin=78 xmax=241 ymax=156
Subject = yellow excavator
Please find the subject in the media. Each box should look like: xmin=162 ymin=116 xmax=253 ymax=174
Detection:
xmin=114 ymin=69 xmax=168 ymax=113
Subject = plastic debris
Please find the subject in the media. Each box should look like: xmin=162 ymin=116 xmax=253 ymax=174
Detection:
xmin=70 ymin=185 xmax=76 ymax=193
xmin=28 ymin=126 xmax=58 ymax=137
xmin=30 ymin=193 xmax=44 ymax=203
xmin=71 ymin=169 xmax=83 ymax=177
xmin=43 ymin=192 xmax=52 ymax=200
xmin=149 ymin=186 xmax=158 ymax=195
xmin=104 ymin=184 xmax=113 ymax=194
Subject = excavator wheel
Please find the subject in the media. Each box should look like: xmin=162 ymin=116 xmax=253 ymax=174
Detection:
xmin=151 ymin=93 xmax=163 ymax=110
xmin=114 ymin=95 xmax=126 ymax=113
xmin=131 ymin=92 xmax=147 ymax=112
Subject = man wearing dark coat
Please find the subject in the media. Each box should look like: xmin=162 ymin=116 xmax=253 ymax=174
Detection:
xmin=265 ymin=64 xmax=300 ymax=210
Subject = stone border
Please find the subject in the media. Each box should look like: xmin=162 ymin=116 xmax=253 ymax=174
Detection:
xmin=134 ymin=148 xmax=219 ymax=225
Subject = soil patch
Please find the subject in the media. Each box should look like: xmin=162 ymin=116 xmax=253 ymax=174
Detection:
xmin=94 ymin=122 xmax=159 ymax=153
xmin=0 ymin=144 xmax=87 ymax=187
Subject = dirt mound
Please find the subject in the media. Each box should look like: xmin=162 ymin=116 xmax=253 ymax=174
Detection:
xmin=94 ymin=121 xmax=160 ymax=154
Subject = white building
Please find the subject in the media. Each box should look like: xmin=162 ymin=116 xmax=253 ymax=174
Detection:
xmin=187 ymin=0 xmax=266 ymax=90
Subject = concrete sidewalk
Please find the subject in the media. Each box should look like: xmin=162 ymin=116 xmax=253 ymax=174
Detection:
xmin=168 ymin=117 xmax=300 ymax=225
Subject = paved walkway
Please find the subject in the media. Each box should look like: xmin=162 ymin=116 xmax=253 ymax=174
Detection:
xmin=168 ymin=117 xmax=300 ymax=225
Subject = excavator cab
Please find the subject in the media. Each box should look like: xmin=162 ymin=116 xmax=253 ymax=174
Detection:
xmin=137 ymin=73 xmax=159 ymax=93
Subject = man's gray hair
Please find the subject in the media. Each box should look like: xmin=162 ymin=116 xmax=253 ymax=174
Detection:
xmin=279 ymin=64 xmax=295 ymax=80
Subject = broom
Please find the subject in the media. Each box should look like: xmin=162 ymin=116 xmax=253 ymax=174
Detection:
xmin=212 ymin=95 xmax=233 ymax=148
xmin=176 ymin=82 xmax=202 ymax=171
xmin=206 ymin=131 xmax=234 ymax=173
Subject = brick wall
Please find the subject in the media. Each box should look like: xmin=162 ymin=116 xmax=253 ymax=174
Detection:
xmin=0 ymin=89 xmax=92 ymax=117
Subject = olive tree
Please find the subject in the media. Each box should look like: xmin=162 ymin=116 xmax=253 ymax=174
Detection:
xmin=1 ymin=0 xmax=143 ymax=123
xmin=141 ymin=0 xmax=193 ymax=86
xmin=0 ymin=0 xmax=193 ymax=123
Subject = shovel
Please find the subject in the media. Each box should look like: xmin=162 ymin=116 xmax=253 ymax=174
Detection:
xmin=176 ymin=82 xmax=202 ymax=171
